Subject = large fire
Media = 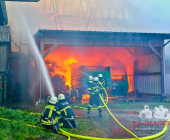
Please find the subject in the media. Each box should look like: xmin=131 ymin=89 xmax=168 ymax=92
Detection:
xmin=46 ymin=57 xmax=77 ymax=87
xmin=44 ymin=46 xmax=136 ymax=92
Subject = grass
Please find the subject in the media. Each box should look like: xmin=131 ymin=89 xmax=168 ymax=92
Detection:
xmin=0 ymin=107 xmax=108 ymax=140
xmin=0 ymin=107 xmax=58 ymax=140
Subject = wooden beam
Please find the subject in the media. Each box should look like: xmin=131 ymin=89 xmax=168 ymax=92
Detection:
xmin=11 ymin=39 xmax=21 ymax=51
xmin=148 ymin=42 xmax=162 ymax=60
xmin=43 ymin=44 xmax=58 ymax=58
xmin=124 ymin=47 xmax=134 ymax=56
xmin=43 ymin=38 xmax=163 ymax=47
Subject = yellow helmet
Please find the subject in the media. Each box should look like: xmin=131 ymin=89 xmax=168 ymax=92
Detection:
xmin=58 ymin=94 xmax=65 ymax=100
xmin=89 ymin=75 xmax=93 ymax=80
xmin=49 ymin=96 xmax=58 ymax=104
xmin=94 ymin=77 xmax=99 ymax=81
xmin=98 ymin=74 xmax=103 ymax=77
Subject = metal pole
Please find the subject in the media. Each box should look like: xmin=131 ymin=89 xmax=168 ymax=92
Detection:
xmin=40 ymin=38 xmax=44 ymax=99
xmin=162 ymin=45 xmax=165 ymax=96
xmin=160 ymin=45 xmax=165 ymax=102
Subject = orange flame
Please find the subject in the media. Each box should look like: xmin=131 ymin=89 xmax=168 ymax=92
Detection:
xmin=45 ymin=45 xmax=136 ymax=91
xmin=46 ymin=57 xmax=77 ymax=87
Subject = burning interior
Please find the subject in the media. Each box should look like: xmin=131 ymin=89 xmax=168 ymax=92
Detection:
xmin=43 ymin=45 xmax=158 ymax=101
xmin=33 ymin=30 xmax=164 ymax=103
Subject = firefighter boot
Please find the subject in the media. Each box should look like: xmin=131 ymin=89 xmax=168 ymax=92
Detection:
xmin=53 ymin=122 xmax=60 ymax=133
xmin=98 ymin=108 xmax=102 ymax=117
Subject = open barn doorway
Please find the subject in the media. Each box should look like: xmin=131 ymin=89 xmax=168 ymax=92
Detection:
xmin=43 ymin=45 xmax=160 ymax=102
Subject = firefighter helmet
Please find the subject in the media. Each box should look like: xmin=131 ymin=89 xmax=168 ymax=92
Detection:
xmin=49 ymin=96 xmax=58 ymax=104
xmin=98 ymin=74 xmax=103 ymax=77
xmin=58 ymin=94 xmax=65 ymax=100
xmin=94 ymin=77 xmax=99 ymax=81
xmin=89 ymin=75 xmax=93 ymax=80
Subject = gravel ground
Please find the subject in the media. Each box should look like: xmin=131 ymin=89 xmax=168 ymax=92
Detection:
xmin=74 ymin=108 xmax=170 ymax=140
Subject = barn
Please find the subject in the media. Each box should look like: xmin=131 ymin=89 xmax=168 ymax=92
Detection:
xmin=34 ymin=30 xmax=170 ymax=100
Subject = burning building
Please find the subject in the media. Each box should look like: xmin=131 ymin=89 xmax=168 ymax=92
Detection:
xmin=34 ymin=30 xmax=170 ymax=100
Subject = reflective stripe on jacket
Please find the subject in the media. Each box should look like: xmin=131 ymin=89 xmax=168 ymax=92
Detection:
xmin=41 ymin=104 xmax=60 ymax=125
xmin=87 ymin=80 xmax=93 ymax=92
xmin=92 ymin=81 xmax=99 ymax=94
xmin=57 ymin=99 xmax=76 ymax=118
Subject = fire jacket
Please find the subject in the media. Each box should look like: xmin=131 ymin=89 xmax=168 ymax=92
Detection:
xmin=41 ymin=104 xmax=60 ymax=125
xmin=57 ymin=99 xmax=76 ymax=120
xmin=92 ymin=81 xmax=99 ymax=94
xmin=99 ymin=78 xmax=107 ymax=91
xmin=87 ymin=80 xmax=93 ymax=94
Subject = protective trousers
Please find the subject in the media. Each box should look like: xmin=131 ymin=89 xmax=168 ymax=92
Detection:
xmin=88 ymin=94 xmax=102 ymax=117
xmin=59 ymin=117 xmax=78 ymax=128
xmin=100 ymin=90 xmax=106 ymax=103
xmin=41 ymin=118 xmax=60 ymax=133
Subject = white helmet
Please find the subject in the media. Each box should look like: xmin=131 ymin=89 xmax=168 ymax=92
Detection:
xmin=49 ymin=96 xmax=58 ymax=104
xmin=58 ymin=94 xmax=65 ymax=100
xmin=89 ymin=75 xmax=93 ymax=80
xmin=98 ymin=74 xmax=103 ymax=77
xmin=94 ymin=77 xmax=99 ymax=81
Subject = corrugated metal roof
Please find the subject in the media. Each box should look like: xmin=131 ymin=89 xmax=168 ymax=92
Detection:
xmin=34 ymin=29 xmax=170 ymax=40
xmin=0 ymin=26 xmax=10 ymax=42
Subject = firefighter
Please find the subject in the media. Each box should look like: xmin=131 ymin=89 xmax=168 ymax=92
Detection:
xmin=41 ymin=96 xmax=60 ymax=133
xmin=57 ymin=94 xmax=78 ymax=128
xmin=87 ymin=75 xmax=93 ymax=94
xmin=98 ymin=74 xmax=107 ymax=103
xmin=87 ymin=77 xmax=102 ymax=117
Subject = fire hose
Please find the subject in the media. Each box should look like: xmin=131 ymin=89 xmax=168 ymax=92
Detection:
xmin=68 ymin=82 xmax=140 ymax=139
xmin=0 ymin=83 xmax=169 ymax=140
xmin=1 ymin=115 xmax=169 ymax=140
xmin=59 ymin=82 xmax=170 ymax=140
xmin=74 ymin=81 xmax=109 ymax=110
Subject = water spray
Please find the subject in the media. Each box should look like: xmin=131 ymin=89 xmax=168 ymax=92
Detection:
xmin=14 ymin=3 xmax=55 ymax=99
xmin=78 ymin=70 xmax=90 ymax=77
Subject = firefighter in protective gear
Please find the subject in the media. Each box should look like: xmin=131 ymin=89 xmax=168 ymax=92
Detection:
xmin=57 ymin=94 xmax=78 ymax=128
xmin=41 ymin=96 xmax=60 ymax=133
xmin=87 ymin=77 xmax=102 ymax=117
xmin=87 ymin=75 xmax=93 ymax=94
xmin=98 ymin=74 xmax=107 ymax=103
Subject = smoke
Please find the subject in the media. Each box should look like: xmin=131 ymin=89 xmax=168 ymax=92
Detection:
xmin=13 ymin=3 xmax=55 ymax=97
xmin=123 ymin=0 xmax=170 ymax=33
xmin=6 ymin=0 xmax=170 ymax=33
